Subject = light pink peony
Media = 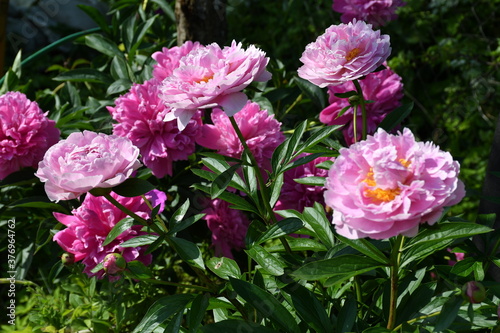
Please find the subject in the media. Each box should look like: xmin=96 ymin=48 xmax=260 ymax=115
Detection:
xmin=151 ymin=41 xmax=202 ymax=81
xmin=324 ymin=128 xmax=465 ymax=240
xmin=298 ymin=20 xmax=391 ymax=88
xmin=332 ymin=0 xmax=405 ymax=28
xmin=196 ymin=101 xmax=284 ymax=172
xmin=203 ymin=198 xmax=250 ymax=258
xmin=35 ymin=131 xmax=141 ymax=202
xmin=160 ymin=41 xmax=271 ymax=130
xmin=53 ymin=190 xmax=166 ymax=280
xmin=108 ymin=79 xmax=201 ymax=178
xmin=0 ymin=91 xmax=60 ymax=180
xmin=319 ymin=65 xmax=403 ymax=144
xmin=275 ymin=154 xmax=335 ymax=213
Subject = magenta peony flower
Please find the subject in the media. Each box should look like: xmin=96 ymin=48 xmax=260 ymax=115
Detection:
xmin=319 ymin=65 xmax=403 ymax=145
xmin=196 ymin=101 xmax=285 ymax=172
xmin=35 ymin=131 xmax=141 ymax=202
xmin=52 ymin=190 xmax=166 ymax=280
xmin=160 ymin=41 xmax=271 ymax=130
xmin=324 ymin=128 xmax=465 ymax=240
xmin=275 ymin=154 xmax=335 ymax=213
xmin=151 ymin=41 xmax=202 ymax=82
xmin=0 ymin=91 xmax=60 ymax=180
xmin=462 ymin=281 xmax=486 ymax=304
xmin=332 ymin=0 xmax=405 ymax=28
xmin=298 ymin=20 xmax=391 ymax=88
xmin=108 ymin=79 xmax=201 ymax=178
xmin=203 ymin=198 xmax=250 ymax=258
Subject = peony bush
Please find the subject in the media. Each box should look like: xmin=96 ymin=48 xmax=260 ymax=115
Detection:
xmin=1 ymin=1 xmax=499 ymax=333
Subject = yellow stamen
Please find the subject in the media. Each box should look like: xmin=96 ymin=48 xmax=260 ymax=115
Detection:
xmin=399 ymin=159 xmax=411 ymax=168
xmin=362 ymin=167 xmax=400 ymax=203
xmin=345 ymin=48 xmax=361 ymax=61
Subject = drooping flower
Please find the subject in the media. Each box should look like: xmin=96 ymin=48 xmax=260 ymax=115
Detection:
xmin=151 ymin=41 xmax=202 ymax=82
xmin=275 ymin=154 xmax=335 ymax=213
xmin=332 ymin=0 xmax=405 ymax=28
xmin=160 ymin=41 xmax=271 ymax=130
xmin=35 ymin=131 xmax=141 ymax=202
xmin=108 ymin=79 xmax=201 ymax=178
xmin=0 ymin=91 xmax=60 ymax=180
xmin=298 ymin=20 xmax=391 ymax=88
xmin=53 ymin=190 xmax=166 ymax=280
xmin=324 ymin=128 xmax=465 ymax=240
xmin=196 ymin=101 xmax=285 ymax=172
xmin=203 ymin=198 xmax=250 ymax=258
xmin=319 ymin=65 xmax=403 ymax=145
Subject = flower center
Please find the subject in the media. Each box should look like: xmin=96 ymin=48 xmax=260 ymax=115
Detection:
xmin=195 ymin=75 xmax=213 ymax=83
xmin=345 ymin=48 xmax=361 ymax=61
xmin=362 ymin=158 xmax=411 ymax=203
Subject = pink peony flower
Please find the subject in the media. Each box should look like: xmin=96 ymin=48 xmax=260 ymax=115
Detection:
xmin=332 ymin=0 xmax=405 ymax=28
xmin=203 ymin=198 xmax=250 ymax=258
xmin=160 ymin=41 xmax=272 ymax=130
xmin=196 ymin=101 xmax=285 ymax=172
xmin=275 ymin=154 xmax=335 ymax=213
xmin=0 ymin=91 xmax=60 ymax=180
xmin=462 ymin=281 xmax=486 ymax=304
xmin=53 ymin=190 xmax=166 ymax=280
xmin=324 ymin=128 xmax=465 ymax=240
xmin=108 ymin=79 xmax=202 ymax=178
xmin=298 ymin=20 xmax=391 ymax=88
xmin=35 ymin=131 xmax=141 ymax=202
xmin=319 ymin=65 xmax=404 ymax=145
xmin=151 ymin=41 xmax=202 ymax=81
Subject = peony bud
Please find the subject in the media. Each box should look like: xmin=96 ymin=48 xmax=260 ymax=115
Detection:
xmin=462 ymin=281 xmax=486 ymax=303
xmin=61 ymin=252 xmax=75 ymax=266
xmin=103 ymin=253 xmax=127 ymax=275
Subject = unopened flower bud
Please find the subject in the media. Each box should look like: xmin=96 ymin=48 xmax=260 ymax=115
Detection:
xmin=103 ymin=253 xmax=127 ymax=275
xmin=462 ymin=281 xmax=486 ymax=303
xmin=61 ymin=252 xmax=75 ymax=266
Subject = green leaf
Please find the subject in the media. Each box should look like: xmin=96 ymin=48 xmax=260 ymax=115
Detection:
xmin=132 ymin=294 xmax=194 ymax=333
xmin=292 ymin=255 xmax=385 ymax=280
xmin=103 ymin=217 xmax=135 ymax=246
xmin=254 ymin=217 xmax=304 ymax=244
xmin=293 ymin=176 xmax=325 ymax=186
xmin=296 ymin=125 xmax=342 ymax=155
xmin=337 ymin=294 xmax=357 ymax=333
xmin=111 ymin=55 xmax=132 ymax=80
xmin=119 ymin=235 xmax=159 ymax=248
xmin=85 ymin=34 xmax=123 ymax=58
xmin=282 ymin=284 xmax=334 ymax=333
xmin=434 ymin=295 xmax=463 ymax=332
xmin=295 ymin=76 xmax=326 ymax=109
xmin=187 ymin=293 xmax=210 ymax=332
xmin=201 ymin=157 xmax=247 ymax=191
xmin=170 ymin=200 xmax=190 ymax=226
xmin=128 ymin=16 xmax=157 ymax=59
xmin=246 ymin=245 xmax=286 ymax=276
xmin=126 ymin=260 xmax=153 ymax=280
xmin=201 ymin=320 xmax=278 ymax=333
xmin=107 ymin=78 xmax=132 ymax=95
xmin=267 ymin=237 xmax=327 ymax=252
xmin=315 ymin=160 xmax=334 ymax=170
xmin=245 ymin=220 xmax=268 ymax=247
xmin=282 ymin=152 xmax=325 ymax=174
xmin=284 ymin=120 xmax=308 ymax=168
xmin=450 ymin=257 xmax=476 ymax=277
xmin=302 ymin=205 xmax=335 ymax=249
xmin=192 ymin=183 xmax=260 ymax=215
xmin=53 ymin=68 xmax=113 ymax=84
xmin=168 ymin=237 xmax=205 ymax=270
xmin=333 ymin=90 xmax=357 ymax=98
xmin=336 ymin=236 xmax=390 ymax=264
xmin=206 ymin=257 xmax=241 ymax=280
xmin=150 ymin=0 xmax=176 ymax=22
xmin=230 ymin=278 xmax=301 ymax=333
xmin=269 ymin=173 xmax=284 ymax=209
xmin=77 ymin=5 xmax=111 ymax=34
xmin=112 ymin=178 xmax=156 ymax=197
xmin=379 ymin=102 xmax=414 ymax=132
xmin=210 ymin=164 xmax=240 ymax=199
xmin=168 ymin=214 xmax=205 ymax=236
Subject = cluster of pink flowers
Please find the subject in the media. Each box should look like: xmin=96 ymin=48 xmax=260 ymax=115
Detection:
xmin=108 ymin=79 xmax=202 ymax=178
xmin=298 ymin=20 xmax=391 ymax=88
xmin=35 ymin=131 xmax=141 ymax=202
xmin=159 ymin=41 xmax=271 ymax=130
xmin=196 ymin=101 xmax=284 ymax=173
xmin=53 ymin=190 xmax=166 ymax=280
xmin=332 ymin=0 xmax=405 ymax=28
xmin=0 ymin=91 xmax=59 ymax=180
xmin=324 ymin=128 xmax=465 ymax=239
xmin=319 ymin=65 xmax=404 ymax=145
xmin=203 ymin=198 xmax=250 ymax=258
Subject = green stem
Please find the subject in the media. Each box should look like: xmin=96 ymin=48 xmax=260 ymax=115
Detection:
xmin=281 ymin=93 xmax=303 ymax=119
xmin=387 ymin=235 xmax=405 ymax=330
xmin=353 ymin=79 xmax=368 ymax=141
xmin=392 ymin=311 xmax=441 ymax=331
xmin=352 ymin=104 xmax=358 ymax=144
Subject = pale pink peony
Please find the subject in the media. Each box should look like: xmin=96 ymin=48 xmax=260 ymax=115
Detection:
xmin=275 ymin=154 xmax=335 ymax=213
xmin=160 ymin=41 xmax=272 ymax=130
xmin=332 ymin=0 xmax=405 ymax=28
xmin=52 ymin=190 xmax=166 ymax=280
xmin=324 ymin=128 xmax=465 ymax=240
xmin=108 ymin=79 xmax=202 ymax=178
xmin=35 ymin=131 xmax=141 ymax=202
xmin=196 ymin=101 xmax=285 ymax=172
xmin=298 ymin=20 xmax=391 ymax=88
xmin=0 ymin=91 xmax=59 ymax=180
xmin=203 ymin=198 xmax=250 ymax=258
xmin=319 ymin=65 xmax=403 ymax=144
xmin=151 ymin=41 xmax=202 ymax=81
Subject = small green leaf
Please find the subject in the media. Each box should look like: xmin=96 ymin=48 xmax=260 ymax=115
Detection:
xmin=85 ymin=34 xmax=123 ymax=58
xmin=206 ymin=257 xmax=241 ymax=280
xmin=210 ymin=164 xmax=240 ymax=199
xmin=293 ymin=176 xmax=325 ymax=186
xmin=170 ymin=200 xmax=190 ymax=226
xmin=53 ymin=68 xmax=112 ymax=84
xmin=126 ymin=260 xmax=153 ymax=280
xmin=379 ymin=102 xmax=414 ymax=132
xmin=187 ymin=293 xmax=210 ymax=332
xmin=246 ymin=245 xmax=286 ymax=276
xmin=77 ymin=5 xmax=111 ymax=34
xmin=296 ymin=125 xmax=342 ymax=156
xmin=302 ymin=205 xmax=335 ymax=249
xmin=337 ymin=294 xmax=357 ymax=333
xmin=434 ymin=295 xmax=462 ymax=332
xmin=255 ymin=217 xmax=304 ymax=244
xmin=119 ymin=235 xmax=159 ymax=248
xmin=295 ymin=76 xmax=326 ymax=109
xmin=103 ymin=217 xmax=135 ymax=246
xmin=169 ymin=237 xmax=205 ymax=270
xmin=336 ymin=236 xmax=390 ymax=265
xmin=107 ymin=79 xmax=132 ymax=95
xmin=333 ymin=90 xmax=357 ymax=98
xmin=269 ymin=173 xmax=284 ymax=208
xmin=168 ymin=214 xmax=205 ymax=236
xmin=112 ymin=178 xmax=156 ymax=197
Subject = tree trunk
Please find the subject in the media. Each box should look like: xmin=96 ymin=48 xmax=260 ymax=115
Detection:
xmin=175 ymin=0 xmax=227 ymax=46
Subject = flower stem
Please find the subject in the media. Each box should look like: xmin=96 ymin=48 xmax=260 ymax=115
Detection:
xmin=387 ymin=235 xmax=405 ymax=330
xmin=353 ymin=79 xmax=368 ymax=141
xmin=352 ymin=105 xmax=358 ymax=144
xmin=392 ymin=311 xmax=441 ymax=331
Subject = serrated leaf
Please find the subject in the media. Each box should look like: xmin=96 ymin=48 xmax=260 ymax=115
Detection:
xmin=206 ymin=257 xmax=241 ymax=280
xmin=112 ymin=178 xmax=156 ymax=197
xmin=254 ymin=217 xmax=304 ymax=244
xmin=103 ymin=217 xmax=135 ymax=246
xmin=246 ymin=245 xmax=286 ymax=276
xmin=169 ymin=237 xmax=205 ymax=270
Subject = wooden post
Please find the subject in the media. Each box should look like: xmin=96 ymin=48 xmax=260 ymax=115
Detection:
xmin=175 ymin=0 xmax=227 ymax=46
xmin=0 ymin=0 xmax=8 ymax=76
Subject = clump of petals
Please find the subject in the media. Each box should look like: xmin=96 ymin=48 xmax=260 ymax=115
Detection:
xmin=324 ymin=128 xmax=465 ymax=239
xmin=151 ymin=41 xmax=202 ymax=81
xmin=332 ymin=0 xmax=405 ymax=28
